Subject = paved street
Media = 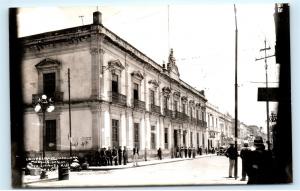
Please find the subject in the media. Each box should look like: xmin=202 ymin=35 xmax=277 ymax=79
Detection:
xmin=24 ymin=155 xmax=247 ymax=187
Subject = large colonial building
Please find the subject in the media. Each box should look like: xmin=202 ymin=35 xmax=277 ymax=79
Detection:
xmin=21 ymin=11 xmax=208 ymax=158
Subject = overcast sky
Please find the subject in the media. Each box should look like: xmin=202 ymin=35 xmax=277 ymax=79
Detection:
xmin=17 ymin=3 xmax=279 ymax=130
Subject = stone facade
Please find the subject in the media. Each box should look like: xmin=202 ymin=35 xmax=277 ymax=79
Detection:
xmin=21 ymin=11 xmax=208 ymax=159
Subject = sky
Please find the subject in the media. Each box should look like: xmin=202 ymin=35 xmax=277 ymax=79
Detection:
xmin=17 ymin=3 xmax=279 ymax=131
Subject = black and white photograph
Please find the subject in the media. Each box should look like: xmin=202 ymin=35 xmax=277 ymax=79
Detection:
xmin=9 ymin=2 xmax=292 ymax=188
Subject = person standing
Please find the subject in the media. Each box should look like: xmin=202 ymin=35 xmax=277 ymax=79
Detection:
xmin=133 ymin=147 xmax=139 ymax=166
xmin=225 ymin=143 xmax=237 ymax=178
xmin=112 ymin=147 xmax=118 ymax=165
xmin=106 ymin=147 xmax=112 ymax=166
xmin=123 ymin=146 xmax=128 ymax=165
xmin=118 ymin=146 xmax=123 ymax=165
xmin=246 ymin=136 xmax=274 ymax=184
xmin=157 ymin=148 xmax=162 ymax=160
xmin=240 ymin=141 xmax=251 ymax=181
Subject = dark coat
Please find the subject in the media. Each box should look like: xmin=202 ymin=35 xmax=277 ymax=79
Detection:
xmin=246 ymin=147 xmax=273 ymax=184
xmin=225 ymin=146 xmax=237 ymax=160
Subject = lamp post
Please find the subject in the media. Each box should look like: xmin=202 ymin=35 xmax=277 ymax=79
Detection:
xmin=34 ymin=94 xmax=55 ymax=159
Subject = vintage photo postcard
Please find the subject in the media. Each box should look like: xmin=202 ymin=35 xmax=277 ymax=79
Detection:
xmin=9 ymin=3 xmax=292 ymax=188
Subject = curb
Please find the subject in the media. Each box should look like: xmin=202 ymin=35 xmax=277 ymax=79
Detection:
xmin=88 ymin=154 xmax=216 ymax=171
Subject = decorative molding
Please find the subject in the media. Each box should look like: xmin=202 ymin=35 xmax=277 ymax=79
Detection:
xmin=181 ymin=96 xmax=188 ymax=103
xmin=131 ymin=70 xmax=144 ymax=81
xmin=173 ymin=91 xmax=181 ymax=100
xmin=148 ymin=79 xmax=159 ymax=89
xmin=196 ymin=103 xmax=201 ymax=108
xmin=106 ymin=59 xmax=125 ymax=75
xmin=35 ymin=58 xmax=61 ymax=69
xmin=162 ymin=87 xmax=171 ymax=97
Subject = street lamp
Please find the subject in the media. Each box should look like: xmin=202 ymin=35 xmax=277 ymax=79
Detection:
xmin=34 ymin=94 xmax=55 ymax=159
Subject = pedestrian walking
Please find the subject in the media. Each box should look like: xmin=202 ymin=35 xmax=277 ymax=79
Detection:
xmin=246 ymin=136 xmax=274 ymax=184
xmin=225 ymin=143 xmax=237 ymax=178
xmin=157 ymin=148 xmax=162 ymax=160
xmin=118 ymin=146 xmax=122 ymax=165
xmin=199 ymin=147 xmax=202 ymax=155
xmin=123 ymin=146 xmax=128 ymax=165
xmin=240 ymin=141 xmax=251 ymax=181
xmin=133 ymin=147 xmax=139 ymax=166
xmin=205 ymin=147 xmax=208 ymax=154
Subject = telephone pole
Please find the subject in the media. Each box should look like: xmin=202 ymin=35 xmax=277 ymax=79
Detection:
xmin=234 ymin=4 xmax=238 ymax=180
xmin=255 ymin=38 xmax=275 ymax=151
xmin=68 ymin=68 xmax=72 ymax=157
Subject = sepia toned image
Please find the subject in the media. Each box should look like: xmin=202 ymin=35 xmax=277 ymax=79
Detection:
xmin=9 ymin=2 xmax=292 ymax=188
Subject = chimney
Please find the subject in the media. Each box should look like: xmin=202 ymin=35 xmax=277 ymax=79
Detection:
xmin=93 ymin=11 xmax=102 ymax=25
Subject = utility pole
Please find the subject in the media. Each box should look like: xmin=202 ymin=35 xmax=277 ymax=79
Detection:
xmin=79 ymin=16 xmax=84 ymax=25
xmin=234 ymin=4 xmax=239 ymax=180
xmin=255 ymin=38 xmax=275 ymax=151
xmin=68 ymin=68 xmax=72 ymax=157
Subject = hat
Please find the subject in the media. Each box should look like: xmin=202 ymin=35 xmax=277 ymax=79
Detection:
xmin=254 ymin=136 xmax=264 ymax=145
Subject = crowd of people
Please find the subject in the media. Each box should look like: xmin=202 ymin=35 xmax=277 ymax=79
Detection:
xmin=84 ymin=146 xmax=129 ymax=166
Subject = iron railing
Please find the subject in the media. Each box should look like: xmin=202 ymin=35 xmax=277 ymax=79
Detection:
xmin=150 ymin=104 xmax=161 ymax=114
xmin=32 ymin=92 xmax=64 ymax=104
xmin=110 ymin=91 xmax=127 ymax=106
xmin=133 ymin=99 xmax=146 ymax=110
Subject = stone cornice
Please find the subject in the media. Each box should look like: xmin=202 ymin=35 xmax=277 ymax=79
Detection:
xmin=20 ymin=23 xmax=207 ymax=103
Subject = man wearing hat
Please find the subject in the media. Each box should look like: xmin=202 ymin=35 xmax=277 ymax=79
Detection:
xmin=240 ymin=140 xmax=251 ymax=181
xmin=225 ymin=142 xmax=237 ymax=178
xmin=246 ymin=136 xmax=273 ymax=184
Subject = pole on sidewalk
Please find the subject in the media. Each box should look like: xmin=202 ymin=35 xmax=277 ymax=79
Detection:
xmin=68 ymin=68 xmax=72 ymax=158
xmin=234 ymin=4 xmax=239 ymax=180
xmin=255 ymin=39 xmax=274 ymax=151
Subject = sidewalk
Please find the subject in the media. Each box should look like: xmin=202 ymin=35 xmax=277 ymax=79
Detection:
xmin=23 ymin=154 xmax=216 ymax=184
xmin=88 ymin=153 xmax=217 ymax=170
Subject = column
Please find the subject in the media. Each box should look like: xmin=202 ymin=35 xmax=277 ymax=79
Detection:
xmin=168 ymin=123 xmax=172 ymax=149
xmin=120 ymin=111 xmax=126 ymax=147
xmin=91 ymin=104 xmax=101 ymax=150
xmin=128 ymin=112 xmax=133 ymax=149
xmin=145 ymin=116 xmax=151 ymax=150
xmin=156 ymin=120 xmax=160 ymax=150
xmin=140 ymin=115 xmax=146 ymax=149
xmin=101 ymin=104 xmax=111 ymax=148
xmin=160 ymin=119 xmax=164 ymax=149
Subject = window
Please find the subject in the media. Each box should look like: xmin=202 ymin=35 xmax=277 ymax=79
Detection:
xmin=201 ymin=111 xmax=205 ymax=121
xmin=134 ymin=123 xmax=140 ymax=148
xmin=150 ymin=90 xmax=155 ymax=105
xmin=197 ymin=133 xmax=199 ymax=147
xmin=182 ymin=103 xmax=186 ymax=114
xmin=164 ymin=128 xmax=168 ymax=149
xmin=112 ymin=74 xmax=118 ymax=93
xmin=174 ymin=101 xmax=178 ymax=112
xmin=183 ymin=130 xmax=186 ymax=146
xmin=151 ymin=126 xmax=156 ymax=149
xmin=43 ymin=72 xmax=56 ymax=97
xmin=190 ymin=132 xmax=193 ymax=147
xmin=133 ymin=83 xmax=139 ymax=100
xmin=112 ymin=119 xmax=119 ymax=148
xmin=163 ymin=97 xmax=168 ymax=110
xmin=190 ymin=107 xmax=193 ymax=118
xmin=45 ymin=120 xmax=56 ymax=151
xmin=196 ymin=110 xmax=199 ymax=120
